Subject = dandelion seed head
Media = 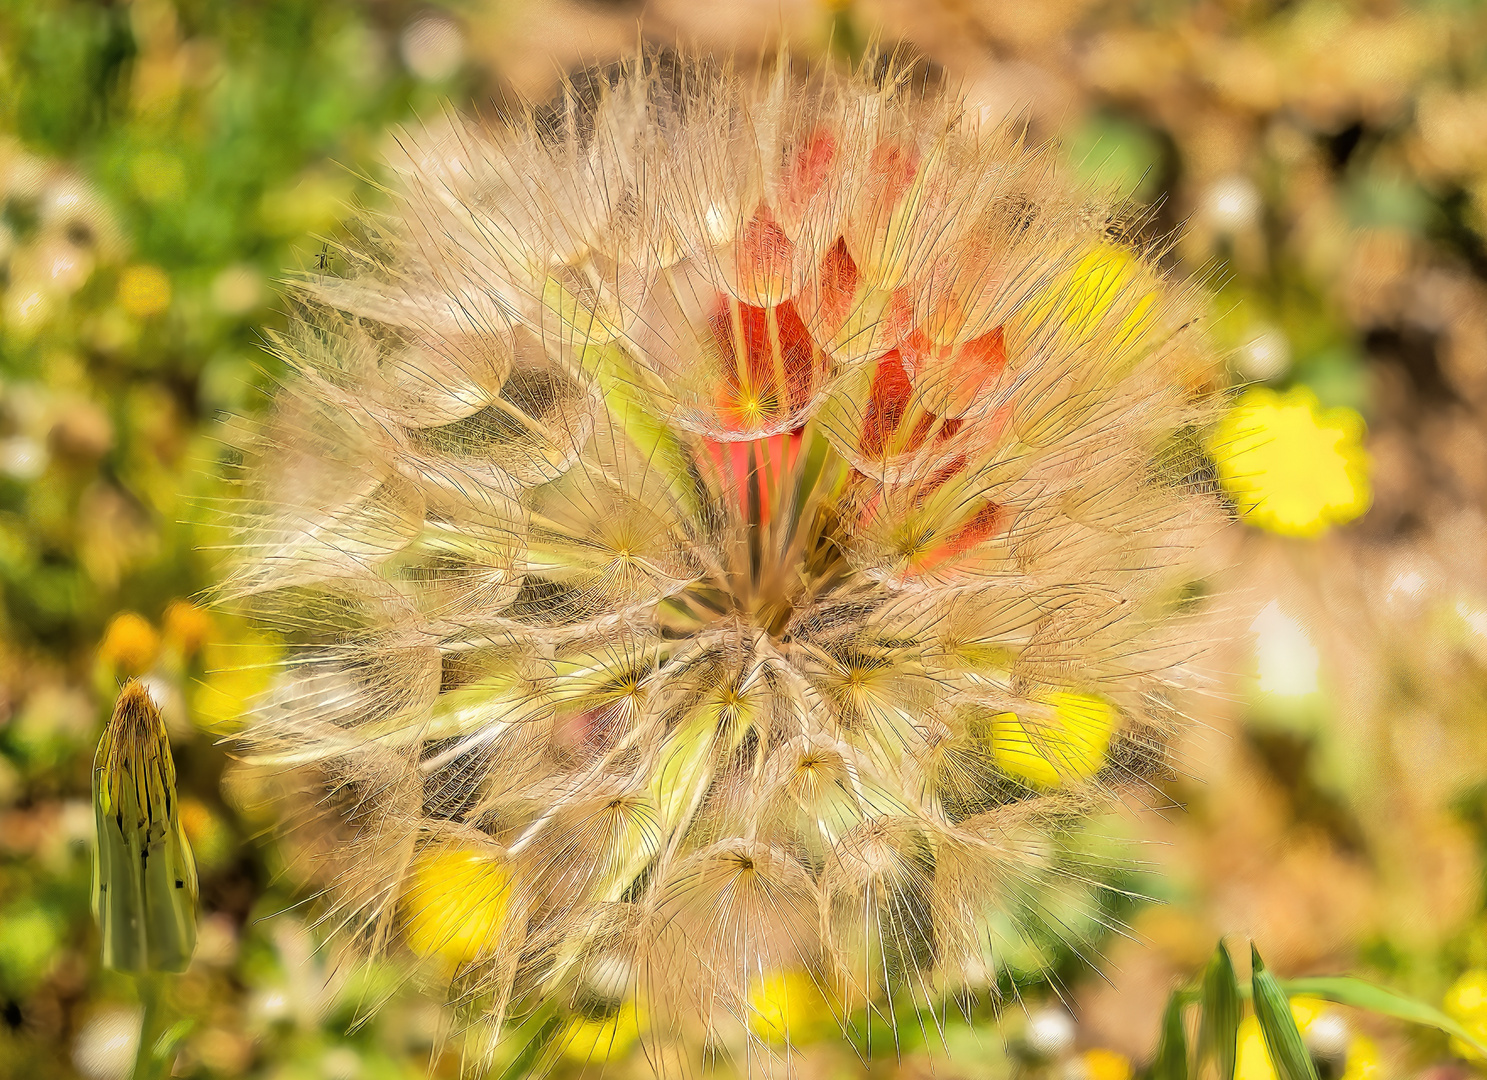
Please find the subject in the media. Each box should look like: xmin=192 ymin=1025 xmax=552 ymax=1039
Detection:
xmin=224 ymin=48 xmax=1223 ymax=1071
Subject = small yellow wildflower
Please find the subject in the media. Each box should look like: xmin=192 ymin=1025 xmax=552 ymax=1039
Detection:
xmin=1081 ymin=1047 xmax=1133 ymax=1080
xmin=1288 ymin=995 xmax=1329 ymax=1030
xmin=563 ymin=1001 xmax=643 ymax=1063
xmin=747 ymin=969 xmax=834 ymax=1045
xmin=400 ymin=845 xmax=510 ymax=970
xmin=190 ymin=622 xmax=279 ymax=734
xmin=1444 ymin=969 xmax=1487 ymax=1059
xmin=1236 ymin=1014 xmax=1276 ymax=1080
xmin=117 ymin=265 xmax=172 ymax=318
xmin=1062 ymin=246 xmax=1158 ymax=343
xmin=1212 ymin=386 xmax=1371 ymax=538
xmin=162 ymin=600 xmax=213 ymax=659
xmin=1341 ymin=1034 xmax=1380 ymax=1080
xmin=179 ymin=798 xmax=234 ymax=873
xmin=1236 ymin=999 xmax=1374 ymax=1080
xmin=98 ymin=612 xmax=160 ymax=675
xmin=1014 ymin=245 xmax=1159 ymax=351
xmin=991 ymin=692 xmax=1116 ymax=788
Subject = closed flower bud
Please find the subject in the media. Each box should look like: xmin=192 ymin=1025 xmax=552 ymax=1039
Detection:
xmin=92 ymin=679 xmax=198 ymax=973
xmin=224 ymin=50 xmax=1223 ymax=1069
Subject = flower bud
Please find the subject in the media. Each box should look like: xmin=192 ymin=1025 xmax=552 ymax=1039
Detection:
xmin=92 ymin=679 xmax=198 ymax=972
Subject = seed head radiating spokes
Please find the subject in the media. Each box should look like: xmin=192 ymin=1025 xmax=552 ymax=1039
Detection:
xmin=223 ymin=49 xmax=1222 ymax=1074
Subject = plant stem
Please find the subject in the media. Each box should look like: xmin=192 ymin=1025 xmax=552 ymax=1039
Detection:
xmin=133 ymin=973 xmax=172 ymax=1080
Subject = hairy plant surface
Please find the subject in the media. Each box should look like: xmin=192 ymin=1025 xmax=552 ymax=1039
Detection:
xmin=223 ymin=50 xmax=1223 ymax=1073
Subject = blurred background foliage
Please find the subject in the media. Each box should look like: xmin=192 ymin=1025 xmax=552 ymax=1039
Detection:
xmin=3 ymin=0 xmax=1487 ymax=1077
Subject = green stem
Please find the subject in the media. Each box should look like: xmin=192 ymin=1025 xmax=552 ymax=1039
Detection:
xmin=133 ymin=973 xmax=173 ymax=1080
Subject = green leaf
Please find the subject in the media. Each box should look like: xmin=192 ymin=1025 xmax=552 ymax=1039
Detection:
xmin=1282 ymin=976 xmax=1487 ymax=1059
xmin=1150 ymin=988 xmax=1189 ymax=1080
xmin=1251 ymin=946 xmax=1318 ymax=1080
xmin=1198 ymin=941 xmax=1241 ymax=1080
xmin=581 ymin=343 xmax=705 ymax=519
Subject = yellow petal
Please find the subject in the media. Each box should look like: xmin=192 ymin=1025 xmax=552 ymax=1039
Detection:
xmin=562 ymin=1001 xmax=643 ymax=1063
xmin=401 ymin=845 xmax=510 ymax=969
xmin=991 ymin=692 xmax=1116 ymax=787
xmin=1212 ymin=386 xmax=1371 ymax=538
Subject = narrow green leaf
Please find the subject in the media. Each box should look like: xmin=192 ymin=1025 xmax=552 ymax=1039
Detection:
xmin=1198 ymin=941 xmax=1241 ymax=1080
xmin=1251 ymin=946 xmax=1318 ymax=1080
xmin=581 ymin=343 xmax=705 ymax=518
xmin=1283 ymin=976 xmax=1487 ymax=1059
xmin=1150 ymin=989 xmax=1189 ymax=1080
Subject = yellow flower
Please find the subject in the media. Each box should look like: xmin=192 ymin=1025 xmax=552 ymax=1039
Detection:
xmin=1444 ymin=969 xmax=1487 ymax=1059
xmin=400 ymin=844 xmax=510 ymax=970
xmin=1288 ymin=995 xmax=1329 ymax=1030
xmin=1081 ymin=1048 xmax=1133 ymax=1080
xmin=563 ymin=1001 xmax=643 ymax=1063
xmin=1445 ymin=969 xmax=1487 ymax=1015
xmin=1014 ymin=245 xmax=1159 ymax=353
xmin=1212 ymin=387 xmax=1370 ymax=538
xmin=1341 ymin=1034 xmax=1380 ymax=1080
xmin=1236 ymin=1015 xmax=1276 ymax=1080
xmin=117 ymin=265 xmax=172 ymax=318
xmin=98 ymin=612 xmax=160 ymax=675
xmin=162 ymin=600 xmax=214 ymax=659
xmin=1061 ymin=246 xmax=1159 ymax=343
xmin=747 ymin=970 xmax=834 ymax=1045
xmin=1235 ymin=1000 xmax=1366 ymax=1080
xmin=179 ymin=797 xmax=233 ymax=872
xmin=991 ymin=692 xmax=1116 ymax=788
xmin=190 ymin=624 xmax=279 ymax=735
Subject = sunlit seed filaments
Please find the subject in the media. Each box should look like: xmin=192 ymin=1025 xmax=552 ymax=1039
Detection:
xmin=224 ymin=50 xmax=1222 ymax=1071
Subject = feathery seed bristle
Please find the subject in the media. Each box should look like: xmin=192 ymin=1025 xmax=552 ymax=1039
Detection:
xmin=223 ymin=49 xmax=1224 ymax=1073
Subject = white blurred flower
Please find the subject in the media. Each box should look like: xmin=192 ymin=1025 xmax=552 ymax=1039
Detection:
xmin=1027 ymin=1006 xmax=1077 ymax=1058
xmin=38 ymin=236 xmax=94 ymax=294
xmin=584 ymin=953 xmax=633 ymax=1003
xmin=399 ymin=13 xmax=464 ymax=82
xmin=1457 ymin=600 xmax=1487 ymax=639
xmin=211 ymin=264 xmax=264 ymax=316
xmin=0 ymin=435 xmax=47 ymax=480
xmin=1205 ymin=174 xmax=1262 ymax=231
xmin=1236 ymin=325 xmax=1291 ymax=381
xmin=1385 ymin=568 xmax=1428 ymax=607
xmin=193 ymin=912 xmax=240 ymax=967
xmin=320 ymin=1046 xmax=363 ymax=1080
xmin=250 ymin=987 xmax=291 ymax=1025
xmin=1305 ymin=1010 xmax=1350 ymax=1058
xmin=72 ymin=1007 xmax=142 ymax=1080
xmin=1252 ymin=600 xmax=1320 ymax=697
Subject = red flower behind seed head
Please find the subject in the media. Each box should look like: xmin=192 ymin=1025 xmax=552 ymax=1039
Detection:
xmin=733 ymin=206 xmax=796 ymax=305
xmin=730 ymin=129 xmax=841 ymax=307
xmin=869 ymin=141 xmax=919 ymax=209
xmin=783 ymin=130 xmax=837 ymax=215
xmin=706 ymin=296 xmax=822 ymax=434
xmin=853 ymin=320 xmax=1016 ymax=576
xmin=898 ymin=324 xmax=1009 ymax=419
xmin=701 ymin=431 xmax=804 ymax=528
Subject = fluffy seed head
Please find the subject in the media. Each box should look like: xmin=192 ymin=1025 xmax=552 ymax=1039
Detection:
xmin=224 ymin=50 xmax=1222 ymax=1071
